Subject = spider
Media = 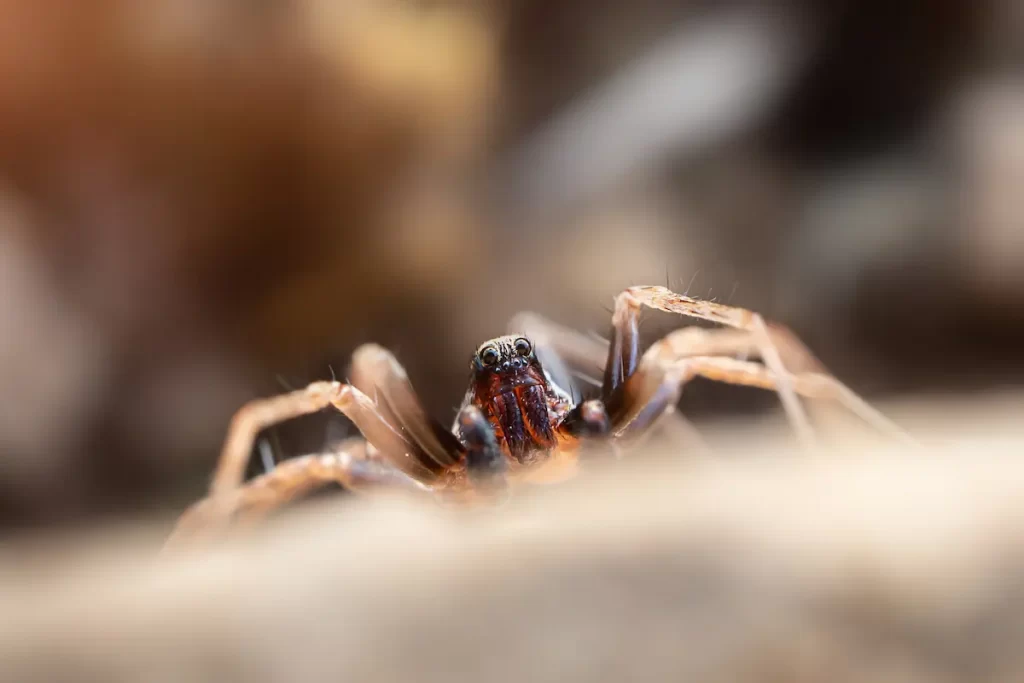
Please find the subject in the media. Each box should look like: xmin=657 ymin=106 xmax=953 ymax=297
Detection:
xmin=165 ymin=286 xmax=912 ymax=547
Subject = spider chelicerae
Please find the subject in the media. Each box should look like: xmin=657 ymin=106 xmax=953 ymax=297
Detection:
xmin=166 ymin=285 xmax=911 ymax=546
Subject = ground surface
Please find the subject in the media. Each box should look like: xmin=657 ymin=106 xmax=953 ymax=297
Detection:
xmin=2 ymin=394 xmax=1024 ymax=682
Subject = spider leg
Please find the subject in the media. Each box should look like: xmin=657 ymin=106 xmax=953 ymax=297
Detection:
xmin=349 ymin=344 xmax=465 ymax=472
xmin=556 ymin=398 xmax=619 ymax=460
xmin=558 ymin=399 xmax=611 ymax=439
xmin=165 ymin=439 xmax=428 ymax=550
xmin=620 ymin=355 xmax=916 ymax=446
xmin=602 ymin=286 xmax=817 ymax=448
xmin=638 ymin=312 xmax=913 ymax=443
xmin=682 ymin=356 xmax=915 ymax=444
xmin=646 ymin=325 xmax=827 ymax=374
xmin=511 ymin=310 xmax=706 ymax=454
xmin=455 ymin=405 xmax=507 ymax=493
xmin=210 ymin=380 xmax=437 ymax=500
xmin=510 ymin=309 xmax=823 ymax=388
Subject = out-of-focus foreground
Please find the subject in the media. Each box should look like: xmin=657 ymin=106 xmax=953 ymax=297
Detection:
xmin=3 ymin=397 xmax=1024 ymax=682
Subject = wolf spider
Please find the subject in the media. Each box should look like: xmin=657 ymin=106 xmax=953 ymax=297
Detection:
xmin=166 ymin=286 xmax=911 ymax=547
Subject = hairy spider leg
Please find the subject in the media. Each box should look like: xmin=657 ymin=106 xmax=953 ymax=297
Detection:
xmin=165 ymin=439 xmax=427 ymax=550
xmin=456 ymin=405 xmax=508 ymax=492
xmin=210 ymin=381 xmax=439 ymax=501
xmin=349 ymin=344 xmax=466 ymax=472
xmin=601 ymin=286 xmax=816 ymax=448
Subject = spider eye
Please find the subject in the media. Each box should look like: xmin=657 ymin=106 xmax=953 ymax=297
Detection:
xmin=480 ymin=347 xmax=499 ymax=367
xmin=514 ymin=338 xmax=532 ymax=356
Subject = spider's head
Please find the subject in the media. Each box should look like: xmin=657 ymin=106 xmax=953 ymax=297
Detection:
xmin=471 ymin=335 xmax=544 ymax=389
xmin=468 ymin=335 xmax=559 ymax=460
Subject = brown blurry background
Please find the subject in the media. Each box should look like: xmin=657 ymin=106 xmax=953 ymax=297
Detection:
xmin=0 ymin=0 xmax=1020 ymax=532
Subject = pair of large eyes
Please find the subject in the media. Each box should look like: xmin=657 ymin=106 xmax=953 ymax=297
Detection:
xmin=480 ymin=338 xmax=532 ymax=367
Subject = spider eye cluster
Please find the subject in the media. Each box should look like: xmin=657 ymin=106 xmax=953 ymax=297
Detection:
xmin=480 ymin=347 xmax=500 ymax=367
xmin=477 ymin=337 xmax=533 ymax=370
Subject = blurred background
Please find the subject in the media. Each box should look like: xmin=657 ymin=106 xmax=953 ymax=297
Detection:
xmin=0 ymin=0 xmax=1020 ymax=532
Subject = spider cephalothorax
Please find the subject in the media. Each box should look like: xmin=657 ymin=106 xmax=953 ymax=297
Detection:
xmin=166 ymin=286 xmax=915 ymax=548
xmin=460 ymin=335 xmax=573 ymax=465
